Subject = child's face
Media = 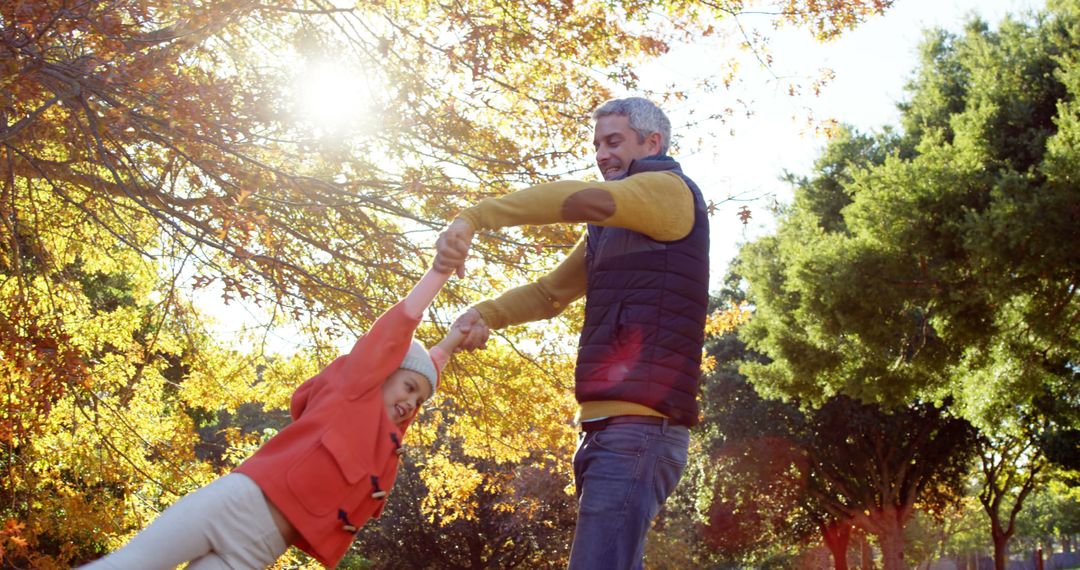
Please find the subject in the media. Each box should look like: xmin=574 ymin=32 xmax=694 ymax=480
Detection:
xmin=382 ymin=368 xmax=432 ymax=427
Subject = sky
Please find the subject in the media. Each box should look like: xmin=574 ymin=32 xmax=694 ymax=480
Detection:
xmin=642 ymin=0 xmax=1043 ymax=288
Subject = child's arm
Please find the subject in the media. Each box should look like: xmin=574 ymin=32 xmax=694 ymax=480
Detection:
xmin=429 ymin=325 xmax=467 ymax=372
xmin=403 ymin=269 xmax=453 ymax=320
xmin=331 ymin=268 xmax=453 ymax=401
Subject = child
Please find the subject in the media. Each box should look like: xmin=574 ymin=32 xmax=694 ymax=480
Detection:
xmin=81 ymin=268 xmax=464 ymax=569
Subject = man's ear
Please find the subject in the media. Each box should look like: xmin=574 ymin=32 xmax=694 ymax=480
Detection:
xmin=646 ymin=131 xmax=663 ymax=155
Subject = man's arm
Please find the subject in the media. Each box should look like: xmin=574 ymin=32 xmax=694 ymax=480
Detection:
xmin=433 ymin=170 xmax=695 ymax=276
xmin=434 ymin=170 xmax=692 ymax=348
xmin=457 ymin=171 xmax=694 ymax=241
xmin=451 ymin=237 xmax=587 ymax=350
xmin=474 ymin=236 xmax=587 ymax=328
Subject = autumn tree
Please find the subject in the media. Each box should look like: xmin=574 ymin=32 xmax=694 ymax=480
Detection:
xmin=352 ymin=447 xmax=576 ymax=569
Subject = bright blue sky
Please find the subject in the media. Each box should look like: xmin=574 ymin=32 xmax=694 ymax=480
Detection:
xmin=640 ymin=0 xmax=1043 ymax=287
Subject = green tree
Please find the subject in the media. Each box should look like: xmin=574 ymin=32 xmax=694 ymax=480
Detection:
xmin=975 ymin=420 xmax=1048 ymax=570
xmin=739 ymin=6 xmax=1079 ymax=424
xmin=673 ymin=279 xmax=978 ymax=570
xmin=737 ymin=5 xmax=1080 ymax=569
xmin=1015 ymin=474 xmax=1080 ymax=557
xmin=801 ymin=398 xmax=978 ymax=570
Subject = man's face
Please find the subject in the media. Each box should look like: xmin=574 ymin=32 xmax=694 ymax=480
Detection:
xmin=593 ymin=114 xmax=662 ymax=180
xmin=382 ymin=368 xmax=432 ymax=427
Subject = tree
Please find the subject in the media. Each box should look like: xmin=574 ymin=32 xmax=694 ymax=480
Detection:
xmin=352 ymin=448 xmax=577 ymax=569
xmin=801 ymin=398 xmax=978 ymax=570
xmin=1016 ymin=476 xmax=1080 ymax=558
xmin=904 ymin=498 xmax=986 ymax=570
xmin=937 ymin=496 xmax=994 ymax=570
xmin=691 ymin=360 xmax=978 ymax=570
xmin=976 ymin=425 xmax=1047 ymax=570
xmin=674 ymin=277 xmax=977 ymax=570
xmin=738 ymin=5 xmax=1080 ymax=423
xmin=737 ymin=5 xmax=1080 ymax=568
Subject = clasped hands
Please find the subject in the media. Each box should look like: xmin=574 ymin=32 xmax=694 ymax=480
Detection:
xmin=434 ymin=219 xmax=490 ymax=352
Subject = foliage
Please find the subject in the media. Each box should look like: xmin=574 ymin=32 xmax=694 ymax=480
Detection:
xmin=937 ymin=496 xmax=995 ymax=563
xmin=975 ymin=423 xmax=1049 ymax=570
xmin=1015 ymin=476 xmax=1080 ymax=553
xmin=736 ymin=5 xmax=1080 ymax=569
xmin=807 ymin=398 xmax=978 ymax=570
xmin=352 ymin=445 xmax=576 ymax=569
xmin=737 ymin=4 xmax=1080 ymax=429
xmin=668 ymin=282 xmax=977 ymax=570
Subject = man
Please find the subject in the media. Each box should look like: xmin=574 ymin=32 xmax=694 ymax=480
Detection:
xmin=434 ymin=97 xmax=709 ymax=569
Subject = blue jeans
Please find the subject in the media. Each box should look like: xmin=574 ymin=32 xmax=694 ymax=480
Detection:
xmin=568 ymin=421 xmax=690 ymax=570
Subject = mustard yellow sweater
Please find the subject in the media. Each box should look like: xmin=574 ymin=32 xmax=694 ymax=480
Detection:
xmin=456 ymin=171 xmax=697 ymax=422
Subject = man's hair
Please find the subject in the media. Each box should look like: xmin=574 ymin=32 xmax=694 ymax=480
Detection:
xmin=592 ymin=97 xmax=672 ymax=155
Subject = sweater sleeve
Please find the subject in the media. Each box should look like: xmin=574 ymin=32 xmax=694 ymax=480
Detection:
xmin=455 ymin=171 xmax=694 ymax=242
xmin=472 ymin=235 xmax=587 ymax=329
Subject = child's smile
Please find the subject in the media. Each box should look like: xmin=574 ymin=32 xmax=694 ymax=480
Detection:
xmin=382 ymin=368 xmax=432 ymax=426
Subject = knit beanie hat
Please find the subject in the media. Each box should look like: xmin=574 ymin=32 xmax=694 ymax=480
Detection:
xmin=398 ymin=339 xmax=438 ymax=395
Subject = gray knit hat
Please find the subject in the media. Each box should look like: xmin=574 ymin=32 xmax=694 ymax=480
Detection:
xmin=398 ymin=339 xmax=438 ymax=394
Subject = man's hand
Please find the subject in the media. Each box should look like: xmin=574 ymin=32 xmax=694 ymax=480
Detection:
xmin=451 ymin=308 xmax=491 ymax=351
xmin=434 ymin=218 xmax=475 ymax=278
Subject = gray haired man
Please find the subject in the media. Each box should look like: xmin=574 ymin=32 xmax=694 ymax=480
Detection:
xmin=435 ymin=97 xmax=710 ymax=569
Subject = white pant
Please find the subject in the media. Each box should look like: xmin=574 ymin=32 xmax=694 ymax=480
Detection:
xmin=80 ymin=473 xmax=288 ymax=570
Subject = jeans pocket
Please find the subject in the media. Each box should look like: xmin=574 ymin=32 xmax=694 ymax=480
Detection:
xmin=653 ymin=455 xmax=687 ymax=506
xmin=650 ymin=430 xmax=688 ymax=506
xmin=591 ymin=426 xmax=647 ymax=457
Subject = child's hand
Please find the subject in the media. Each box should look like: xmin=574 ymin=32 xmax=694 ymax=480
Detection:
xmin=430 ymin=325 xmax=468 ymax=370
xmin=434 ymin=219 xmax=475 ymax=278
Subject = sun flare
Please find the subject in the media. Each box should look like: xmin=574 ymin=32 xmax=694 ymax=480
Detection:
xmin=291 ymin=60 xmax=373 ymax=133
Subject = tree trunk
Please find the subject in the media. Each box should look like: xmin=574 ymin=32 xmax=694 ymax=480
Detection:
xmin=861 ymin=534 xmax=874 ymax=569
xmin=867 ymin=511 xmax=907 ymax=570
xmin=823 ymin=521 xmax=853 ymax=570
xmin=878 ymin=528 xmax=906 ymax=570
xmin=992 ymin=532 xmax=1008 ymax=570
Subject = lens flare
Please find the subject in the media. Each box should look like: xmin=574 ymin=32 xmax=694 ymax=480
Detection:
xmin=291 ymin=60 xmax=372 ymax=133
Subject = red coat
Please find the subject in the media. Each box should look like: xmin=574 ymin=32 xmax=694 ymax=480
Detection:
xmin=235 ymin=301 xmax=422 ymax=567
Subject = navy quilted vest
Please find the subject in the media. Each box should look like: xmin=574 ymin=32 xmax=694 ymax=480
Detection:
xmin=576 ymin=157 xmax=710 ymax=426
